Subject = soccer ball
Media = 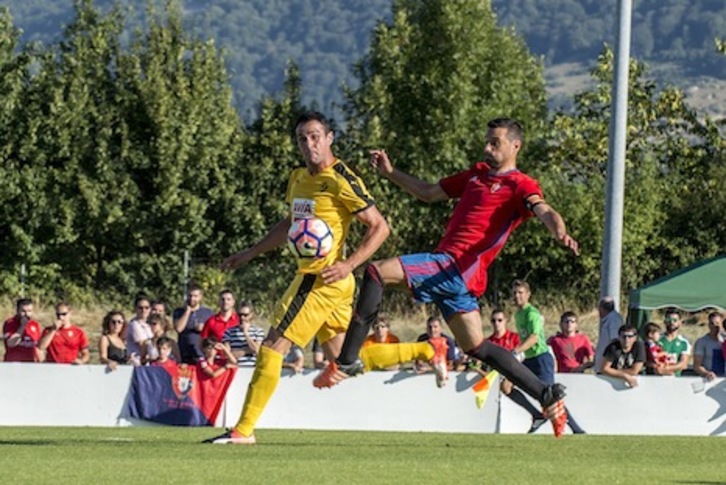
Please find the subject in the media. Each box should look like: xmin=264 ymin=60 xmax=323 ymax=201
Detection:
xmin=287 ymin=217 xmax=334 ymax=259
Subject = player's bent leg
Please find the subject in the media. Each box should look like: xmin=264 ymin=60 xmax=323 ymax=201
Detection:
xmin=359 ymin=341 xmax=435 ymax=371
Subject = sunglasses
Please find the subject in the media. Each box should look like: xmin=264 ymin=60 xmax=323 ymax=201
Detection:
xmin=56 ymin=312 xmax=68 ymax=318
xmin=238 ymin=312 xmax=252 ymax=317
xmin=111 ymin=320 xmax=124 ymax=325
xmin=564 ymin=319 xmax=577 ymax=324
xmin=374 ymin=325 xmax=388 ymax=329
xmin=137 ymin=305 xmax=150 ymax=310
xmin=620 ymin=333 xmax=637 ymax=338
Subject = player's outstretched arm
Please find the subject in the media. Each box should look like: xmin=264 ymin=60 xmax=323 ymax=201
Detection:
xmin=221 ymin=218 xmax=291 ymax=271
xmin=369 ymin=149 xmax=448 ymax=203
xmin=320 ymin=205 xmax=390 ymax=285
xmin=532 ymin=202 xmax=580 ymax=255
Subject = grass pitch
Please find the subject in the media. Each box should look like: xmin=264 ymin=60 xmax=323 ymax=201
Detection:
xmin=0 ymin=427 xmax=724 ymax=484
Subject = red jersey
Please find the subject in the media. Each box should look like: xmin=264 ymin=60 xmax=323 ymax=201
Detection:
xmin=547 ymin=333 xmax=595 ymax=373
xmin=437 ymin=162 xmax=542 ymax=296
xmin=152 ymin=359 xmax=179 ymax=373
xmin=486 ymin=329 xmax=521 ymax=351
xmin=42 ymin=325 xmax=89 ymax=363
xmin=3 ymin=316 xmax=42 ymax=362
xmin=201 ymin=313 xmax=239 ymax=341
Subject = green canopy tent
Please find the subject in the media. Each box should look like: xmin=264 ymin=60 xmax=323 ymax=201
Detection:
xmin=628 ymin=255 xmax=726 ymax=328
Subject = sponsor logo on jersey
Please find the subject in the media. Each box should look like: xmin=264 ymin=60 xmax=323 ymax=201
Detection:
xmin=292 ymin=198 xmax=315 ymax=219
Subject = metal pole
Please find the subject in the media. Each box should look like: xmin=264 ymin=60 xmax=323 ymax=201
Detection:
xmin=600 ymin=0 xmax=632 ymax=311
xmin=20 ymin=263 xmax=26 ymax=297
xmin=183 ymin=250 xmax=190 ymax=297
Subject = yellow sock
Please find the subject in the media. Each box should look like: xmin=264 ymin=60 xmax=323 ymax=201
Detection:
xmin=233 ymin=346 xmax=283 ymax=437
xmin=360 ymin=342 xmax=435 ymax=371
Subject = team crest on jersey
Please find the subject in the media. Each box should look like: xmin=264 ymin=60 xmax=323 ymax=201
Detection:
xmin=490 ymin=182 xmax=502 ymax=193
xmin=172 ymin=365 xmax=194 ymax=400
xmin=292 ymin=198 xmax=315 ymax=219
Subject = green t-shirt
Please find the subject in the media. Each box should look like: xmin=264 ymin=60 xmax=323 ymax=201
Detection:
xmin=514 ymin=303 xmax=548 ymax=359
xmin=658 ymin=334 xmax=692 ymax=376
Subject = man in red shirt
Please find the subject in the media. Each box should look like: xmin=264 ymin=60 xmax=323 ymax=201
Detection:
xmin=3 ymin=298 xmax=42 ymax=362
xmin=316 ymin=118 xmax=579 ymax=436
xmin=38 ymin=303 xmax=90 ymax=364
xmin=201 ymin=289 xmax=239 ymax=341
xmin=548 ymin=311 xmax=595 ymax=373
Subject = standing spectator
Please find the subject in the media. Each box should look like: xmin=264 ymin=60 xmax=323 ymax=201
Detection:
xmin=415 ymin=316 xmax=457 ymax=379
xmin=643 ymin=322 xmax=670 ymax=375
xmin=658 ymin=309 xmax=692 ymax=376
xmin=547 ymin=311 xmax=595 ymax=373
xmin=98 ymin=311 xmax=130 ymax=370
xmin=693 ymin=311 xmax=725 ymax=381
xmin=222 ymin=301 xmax=265 ymax=367
xmin=150 ymin=299 xmax=173 ymax=334
xmin=144 ymin=313 xmax=181 ymax=364
xmin=126 ymin=295 xmax=153 ymax=359
xmin=173 ymin=283 xmax=215 ymax=365
xmin=38 ymin=303 xmax=90 ymax=364
xmin=198 ymin=337 xmax=237 ymax=379
xmin=601 ymin=324 xmax=646 ymax=388
xmin=201 ymin=289 xmax=239 ymax=341
xmin=3 ymin=298 xmax=42 ymax=362
xmin=282 ymin=344 xmax=305 ymax=374
xmin=362 ymin=314 xmax=401 ymax=371
xmin=594 ymin=296 xmax=623 ymax=373
xmin=512 ymin=280 xmax=585 ymax=434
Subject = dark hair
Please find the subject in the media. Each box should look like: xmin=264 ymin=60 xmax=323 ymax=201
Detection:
xmin=376 ymin=314 xmax=390 ymax=327
xmin=219 ymin=288 xmax=234 ymax=298
xmin=102 ymin=310 xmax=126 ymax=335
xmin=664 ymin=308 xmax=680 ymax=319
xmin=151 ymin=299 xmax=166 ymax=312
xmin=487 ymin=118 xmax=524 ymax=144
xmin=295 ymin=111 xmax=333 ymax=133
xmin=560 ymin=311 xmax=577 ymax=323
xmin=491 ymin=308 xmax=506 ymax=317
xmin=598 ymin=297 xmax=616 ymax=313
xmin=426 ymin=316 xmax=442 ymax=327
xmin=16 ymin=298 xmax=32 ymax=312
xmin=156 ymin=336 xmax=173 ymax=349
xmin=708 ymin=311 xmax=723 ymax=323
xmin=134 ymin=294 xmax=150 ymax=307
xmin=187 ymin=282 xmax=203 ymax=294
xmin=644 ymin=322 xmax=661 ymax=335
xmin=512 ymin=279 xmax=530 ymax=292
xmin=238 ymin=300 xmax=254 ymax=312
xmin=202 ymin=336 xmax=218 ymax=349
xmin=618 ymin=324 xmax=637 ymax=335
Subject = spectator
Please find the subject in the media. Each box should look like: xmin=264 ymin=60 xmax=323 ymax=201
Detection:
xmin=693 ymin=311 xmax=724 ymax=381
xmin=658 ymin=309 xmax=692 ymax=376
xmin=150 ymin=299 xmax=173 ymax=334
xmin=415 ymin=316 xmax=458 ymax=376
xmin=282 ymin=344 xmax=305 ymax=374
xmin=150 ymin=336 xmax=178 ymax=372
xmin=486 ymin=308 xmax=520 ymax=351
xmin=643 ymin=322 xmax=670 ymax=375
xmin=198 ymin=336 xmax=237 ymax=379
xmin=201 ymin=289 xmax=239 ymax=341
xmin=512 ymin=281 xmax=585 ymax=434
xmin=173 ymin=283 xmax=215 ymax=364
xmin=594 ymin=296 xmax=623 ymax=373
xmin=3 ymin=298 xmax=42 ymax=362
xmin=222 ymin=301 xmax=265 ymax=367
xmin=547 ymin=311 xmax=595 ymax=373
xmin=38 ymin=303 xmax=90 ymax=364
xmin=98 ymin=310 xmax=131 ymax=370
xmin=126 ymin=295 xmax=153 ymax=359
xmin=312 ymin=338 xmax=328 ymax=369
xmin=144 ymin=313 xmax=181 ymax=364
xmin=601 ymin=324 xmax=645 ymax=388
xmin=362 ymin=314 xmax=401 ymax=371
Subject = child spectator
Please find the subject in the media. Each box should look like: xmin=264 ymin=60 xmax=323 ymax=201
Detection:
xmin=151 ymin=336 xmax=179 ymax=372
xmin=644 ymin=322 xmax=670 ymax=375
xmin=198 ymin=336 xmax=237 ymax=379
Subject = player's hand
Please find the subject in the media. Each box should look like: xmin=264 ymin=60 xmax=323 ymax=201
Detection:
xmin=624 ymin=374 xmax=639 ymax=388
xmin=560 ymin=233 xmax=580 ymax=256
xmin=369 ymin=149 xmax=393 ymax=175
xmin=221 ymin=249 xmax=254 ymax=271
xmin=320 ymin=260 xmax=354 ymax=284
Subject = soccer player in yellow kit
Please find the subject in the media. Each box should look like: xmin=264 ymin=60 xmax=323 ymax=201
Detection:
xmin=204 ymin=111 xmax=440 ymax=444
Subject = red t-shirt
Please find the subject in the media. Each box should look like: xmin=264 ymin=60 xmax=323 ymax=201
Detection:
xmin=42 ymin=325 xmax=89 ymax=363
xmin=486 ymin=329 xmax=521 ymax=352
xmin=201 ymin=313 xmax=239 ymax=341
xmin=437 ymin=162 xmax=542 ymax=296
xmin=547 ymin=333 xmax=595 ymax=373
xmin=152 ymin=359 xmax=179 ymax=373
xmin=3 ymin=317 xmax=42 ymax=362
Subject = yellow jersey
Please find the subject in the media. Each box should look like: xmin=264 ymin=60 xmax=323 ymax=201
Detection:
xmin=286 ymin=158 xmax=374 ymax=273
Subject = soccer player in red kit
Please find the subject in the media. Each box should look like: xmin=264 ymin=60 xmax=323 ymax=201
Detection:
xmin=315 ymin=118 xmax=579 ymax=437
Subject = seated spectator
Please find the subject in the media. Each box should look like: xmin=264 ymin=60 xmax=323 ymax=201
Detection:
xmin=601 ymin=324 xmax=645 ymax=388
xmin=415 ymin=316 xmax=458 ymax=374
xmin=151 ymin=336 xmax=179 ymax=372
xmin=38 ymin=303 xmax=90 ymax=364
xmin=222 ymin=301 xmax=265 ymax=367
xmin=3 ymin=297 xmax=42 ymax=362
xmin=98 ymin=310 xmax=131 ymax=371
xmin=150 ymin=299 xmax=173 ymax=334
xmin=198 ymin=336 xmax=237 ymax=379
xmin=173 ymin=283 xmax=215 ymax=365
xmin=693 ymin=311 xmax=725 ymax=381
xmin=658 ymin=309 xmax=692 ymax=376
xmin=312 ymin=338 xmax=328 ymax=369
xmin=362 ymin=314 xmax=401 ymax=370
xmin=547 ymin=311 xmax=595 ymax=373
xmin=144 ymin=313 xmax=181 ymax=364
xmin=282 ymin=344 xmax=304 ymax=374
xmin=201 ymin=289 xmax=239 ymax=341
xmin=643 ymin=322 xmax=670 ymax=375
xmin=126 ymin=295 xmax=153 ymax=360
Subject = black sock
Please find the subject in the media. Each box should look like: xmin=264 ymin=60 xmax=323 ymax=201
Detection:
xmin=467 ymin=340 xmax=546 ymax=403
xmin=337 ymin=265 xmax=384 ymax=365
xmin=507 ymin=389 xmax=545 ymax=420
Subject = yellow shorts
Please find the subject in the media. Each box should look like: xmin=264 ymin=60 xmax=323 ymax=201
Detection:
xmin=272 ymin=272 xmax=354 ymax=347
